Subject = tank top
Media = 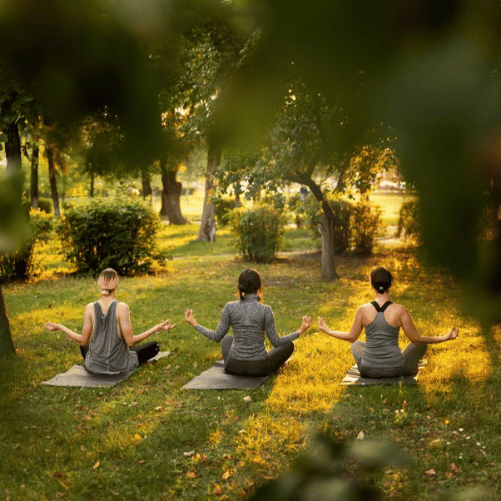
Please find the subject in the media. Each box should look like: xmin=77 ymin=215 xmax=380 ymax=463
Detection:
xmin=360 ymin=301 xmax=405 ymax=373
xmin=84 ymin=301 xmax=139 ymax=374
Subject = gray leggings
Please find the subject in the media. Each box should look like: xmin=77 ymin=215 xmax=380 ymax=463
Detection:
xmin=221 ymin=335 xmax=294 ymax=376
xmin=351 ymin=340 xmax=427 ymax=378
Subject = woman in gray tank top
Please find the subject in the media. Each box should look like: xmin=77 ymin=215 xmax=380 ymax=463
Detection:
xmin=318 ymin=266 xmax=459 ymax=378
xmin=185 ymin=268 xmax=311 ymax=376
xmin=44 ymin=268 xmax=175 ymax=374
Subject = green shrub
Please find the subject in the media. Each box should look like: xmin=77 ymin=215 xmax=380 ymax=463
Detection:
xmin=350 ymin=200 xmax=382 ymax=255
xmin=288 ymin=193 xmax=315 ymax=229
xmin=397 ymin=199 xmax=421 ymax=244
xmin=38 ymin=197 xmax=53 ymax=213
xmin=231 ymin=204 xmax=287 ymax=263
xmin=0 ymin=208 xmax=55 ymax=281
xmin=57 ymin=195 xmax=160 ymax=275
xmin=212 ymin=196 xmax=236 ymax=227
xmin=306 ymin=197 xmax=352 ymax=255
xmin=294 ymin=193 xmax=383 ymax=255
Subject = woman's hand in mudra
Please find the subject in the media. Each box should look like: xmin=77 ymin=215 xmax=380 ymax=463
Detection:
xmin=298 ymin=316 xmax=311 ymax=335
xmin=445 ymin=327 xmax=459 ymax=341
xmin=157 ymin=319 xmax=176 ymax=332
xmin=184 ymin=309 xmax=198 ymax=327
xmin=317 ymin=317 xmax=328 ymax=332
xmin=44 ymin=322 xmax=60 ymax=331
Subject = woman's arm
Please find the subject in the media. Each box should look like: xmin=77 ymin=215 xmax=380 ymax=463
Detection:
xmin=317 ymin=308 xmax=364 ymax=343
xmin=118 ymin=303 xmax=175 ymax=347
xmin=264 ymin=307 xmax=311 ymax=346
xmin=400 ymin=308 xmax=459 ymax=344
xmin=44 ymin=304 xmax=94 ymax=346
xmin=184 ymin=306 xmax=230 ymax=342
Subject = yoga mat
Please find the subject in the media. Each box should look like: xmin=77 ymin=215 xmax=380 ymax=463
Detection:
xmin=41 ymin=351 xmax=170 ymax=388
xmin=183 ymin=361 xmax=271 ymax=390
xmin=340 ymin=361 xmax=425 ymax=386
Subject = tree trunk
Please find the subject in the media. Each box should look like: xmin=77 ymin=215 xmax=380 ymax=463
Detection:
xmin=0 ymin=285 xmax=16 ymax=356
xmin=319 ymin=201 xmax=338 ymax=280
xmin=293 ymin=176 xmax=338 ymax=280
xmin=142 ymin=169 xmax=153 ymax=204
xmin=89 ymin=169 xmax=95 ymax=198
xmin=1 ymin=120 xmax=21 ymax=357
xmin=30 ymin=144 xmax=39 ymax=209
xmin=159 ymin=162 xmax=187 ymax=224
xmin=47 ymin=147 xmax=61 ymax=218
xmin=5 ymin=121 xmax=22 ymax=176
xmin=197 ymin=146 xmax=221 ymax=242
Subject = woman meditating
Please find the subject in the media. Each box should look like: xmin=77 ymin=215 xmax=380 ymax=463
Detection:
xmin=318 ymin=266 xmax=459 ymax=378
xmin=184 ymin=268 xmax=311 ymax=376
xmin=44 ymin=268 xmax=175 ymax=374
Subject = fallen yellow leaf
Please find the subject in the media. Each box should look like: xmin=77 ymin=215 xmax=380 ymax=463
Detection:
xmin=93 ymin=460 xmax=100 ymax=470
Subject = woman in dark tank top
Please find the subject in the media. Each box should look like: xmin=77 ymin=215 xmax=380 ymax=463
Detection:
xmin=318 ymin=266 xmax=459 ymax=378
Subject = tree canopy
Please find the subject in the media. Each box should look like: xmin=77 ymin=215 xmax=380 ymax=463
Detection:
xmin=1 ymin=0 xmax=501 ymax=321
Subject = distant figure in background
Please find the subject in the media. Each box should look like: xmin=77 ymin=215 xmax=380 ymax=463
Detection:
xmin=318 ymin=266 xmax=459 ymax=378
xmin=185 ymin=268 xmax=311 ymax=376
xmin=44 ymin=268 xmax=175 ymax=374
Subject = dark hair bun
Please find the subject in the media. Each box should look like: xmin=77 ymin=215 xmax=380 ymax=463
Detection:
xmin=378 ymin=286 xmax=385 ymax=293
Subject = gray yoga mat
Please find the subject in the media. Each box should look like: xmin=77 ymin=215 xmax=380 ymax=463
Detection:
xmin=183 ymin=360 xmax=271 ymax=390
xmin=340 ymin=361 xmax=425 ymax=386
xmin=41 ymin=351 xmax=170 ymax=388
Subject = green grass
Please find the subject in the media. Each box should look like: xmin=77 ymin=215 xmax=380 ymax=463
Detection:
xmin=1 ymin=216 xmax=500 ymax=500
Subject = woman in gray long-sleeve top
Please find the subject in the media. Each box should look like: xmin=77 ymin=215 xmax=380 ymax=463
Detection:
xmin=185 ymin=268 xmax=311 ymax=376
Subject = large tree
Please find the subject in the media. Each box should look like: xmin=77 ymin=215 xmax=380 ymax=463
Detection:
xmin=218 ymin=80 xmax=393 ymax=279
xmin=177 ymin=19 xmax=255 ymax=240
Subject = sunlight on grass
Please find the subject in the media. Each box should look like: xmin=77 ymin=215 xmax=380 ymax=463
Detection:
xmin=3 ymin=224 xmax=501 ymax=501
xmin=234 ymin=411 xmax=306 ymax=465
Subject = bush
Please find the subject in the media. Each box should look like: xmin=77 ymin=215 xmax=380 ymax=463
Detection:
xmin=212 ymin=196 xmax=236 ymax=227
xmin=292 ymin=193 xmax=383 ymax=255
xmin=306 ymin=197 xmax=352 ymax=255
xmin=350 ymin=200 xmax=382 ymax=255
xmin=57 ymin=195 xmax=160 ymax=275
xmin=231 ymin=204 xmax=287 ymax=263
xmin=397 ymin=199 xmax=421 ymax=244
xmin=0 ymin=208 xmax=55 ymax=281
xmin=38 ymin=197 xmax=53 ymax=214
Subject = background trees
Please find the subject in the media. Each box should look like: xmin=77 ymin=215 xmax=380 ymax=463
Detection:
xmin=2 ymin=0 xmax=501 ymax=333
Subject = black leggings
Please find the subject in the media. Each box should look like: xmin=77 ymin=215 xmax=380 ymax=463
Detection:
xmin=80 ymin=341 xmax=160 ymax=366
xmin=221 ymin=335 xmax=295 ymax=376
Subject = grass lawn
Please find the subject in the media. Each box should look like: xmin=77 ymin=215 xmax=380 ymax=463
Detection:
xmin=1 ymin=220 xmax=500 ymax=500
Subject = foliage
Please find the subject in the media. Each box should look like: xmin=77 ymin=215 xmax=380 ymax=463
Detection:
xmin=249 ymin=434 xmax=412 ymax=501
xmin=397 ymin=199 xmax=421 ymax=245
xmin=0 ymin=208 xmax=54 ymax=281
xmin=308 ymin=197 xmax=352 ymax=255
xmin=37 ymin=197 xmax=53 ymax=214
xmin=350 ymin=200 xmax=382 ymax=255
xmin=212 ymin=195 xmax=236 ymax=227
xmin=231 ymin=204 xmax=287 ymax=263
xmin=57 ymin=195 xmax=160 ymax=275
xmin=300 ymin=194 xmax=381 ymax=255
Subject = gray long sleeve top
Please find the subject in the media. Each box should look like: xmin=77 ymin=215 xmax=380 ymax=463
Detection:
xmin=195 ymin=294 xmax=300 ymax=361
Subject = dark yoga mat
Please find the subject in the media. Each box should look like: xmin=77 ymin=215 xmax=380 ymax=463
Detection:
xmin=183 ymin=361 xmax=271 ymax=390
xmin=41 ymin=352 xmax=170 ymax=388
xmin=340 ymin=361 xmax=426 ymax=386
